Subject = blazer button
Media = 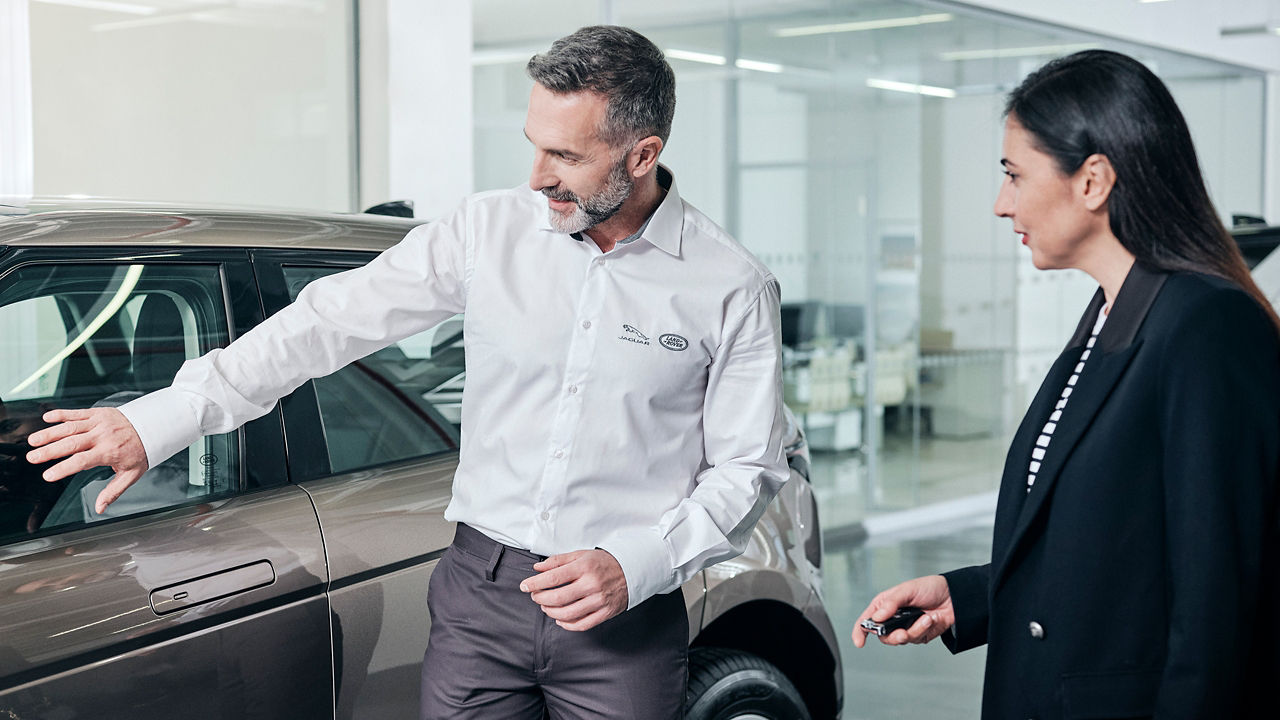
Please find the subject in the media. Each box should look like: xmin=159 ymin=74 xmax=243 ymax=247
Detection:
xmin=1028 ymin=621 xmax=1045 ymax=640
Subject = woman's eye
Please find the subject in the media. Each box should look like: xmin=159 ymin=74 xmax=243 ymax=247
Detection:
xmin=1002 ymin=170 xmax=1017 ymax=181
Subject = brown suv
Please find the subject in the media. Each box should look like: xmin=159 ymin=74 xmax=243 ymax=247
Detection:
xmin=0 ymin=202 xmax=842 ymax=719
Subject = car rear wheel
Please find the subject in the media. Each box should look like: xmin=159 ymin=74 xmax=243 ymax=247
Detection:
xmin=684 ymin=647 xmax=811 ymax=720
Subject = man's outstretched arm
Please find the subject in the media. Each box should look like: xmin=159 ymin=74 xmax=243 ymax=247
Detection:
xmin=25 ymin=205 xmax=473 ymax=512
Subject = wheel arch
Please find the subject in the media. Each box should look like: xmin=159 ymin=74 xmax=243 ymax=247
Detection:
xmin=692 ymin=597 xmax=841 ymax=720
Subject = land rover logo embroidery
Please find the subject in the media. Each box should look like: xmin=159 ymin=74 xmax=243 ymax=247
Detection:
xmin=619 ymin=324 xmax=651 ymax=346
xmin=659 ymin=333 xmax=689 ymax=352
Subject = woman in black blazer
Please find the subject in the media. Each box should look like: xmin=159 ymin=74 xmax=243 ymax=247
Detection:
xmin=853 ymin=50 xmax=1280 ymax=719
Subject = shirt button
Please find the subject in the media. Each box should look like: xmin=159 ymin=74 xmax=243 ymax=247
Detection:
xmin=553 ymin=450 xmax=564 ymax=459
xmin=1028 ymin=621 xmax=1045 ymax=640
xmin=568 ymin=385 xmax=578 ymax=395
xmin=540 ymin=511 xmax=550 ymax=522
xmin=582 ymin=320 xmax=592 ymax=330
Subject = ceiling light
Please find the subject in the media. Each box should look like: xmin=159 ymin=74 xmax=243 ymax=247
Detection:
xmin=866 ymin=78 xmax=956 ymax=99
xmin=33 ymin=0 xmax=157 ymax=13
xmin=939 ymin=43 xmax=1100 ymax=61
xmin=1139 ymin=0 xmax=1173 ymax=4
xmin=734 ymin=58 xmax=783 ymax=73
xmin=471 ymin=49 xmax=539 ymax=66
xmin=1220 ymin=22 xmax=1280 ymax=37
xmin=666 ymin=49 xmax=785 ymax=73
xmin=665 ymin=49 xmax=726 ymax=66
xmin=775 ymin=13 xmax=953 ymax=38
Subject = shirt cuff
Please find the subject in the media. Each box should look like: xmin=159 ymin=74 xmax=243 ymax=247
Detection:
xmin=117 ymin=387 xmax=204 ymax=471
xmin=596 ymin=527 xmax=674 ymax=611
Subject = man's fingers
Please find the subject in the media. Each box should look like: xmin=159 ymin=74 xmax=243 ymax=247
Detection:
xmin=40 ymin=408 xmax=93 ymax=426
xmin=554 ymin=606 xmax=612 ymax=632
xmin=532 ymin=551 xmax=581 ymax=573
xmin=529 ymin=582 xmax=586 ymax=609
xmin=40 ymin=453 xmax=101 ymax=484
xmin=520 ymin=562 xmax=578 ymax=593
xmin=26 ymin=420 xmax=87 ymax=451
xmin=27 ymin=433 xmax=93 ymax=467
xmin=538 ymin=596 xmax=598 ymax=623
xmin=94 ymin=468 xmax=145 ymax=515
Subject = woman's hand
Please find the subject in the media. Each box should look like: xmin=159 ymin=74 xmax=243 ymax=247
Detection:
xmin=853 ymin=574 xmax=955 ymax=648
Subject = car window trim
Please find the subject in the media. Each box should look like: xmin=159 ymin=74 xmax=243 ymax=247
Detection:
xmin=0 ymin=247 xmax=293 ymax=543
xmin=250 ymin=249 xmax=463 ymax=482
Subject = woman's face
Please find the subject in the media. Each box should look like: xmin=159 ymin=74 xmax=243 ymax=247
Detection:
xmin=993 ymin=116 xmax=1098 ymax=271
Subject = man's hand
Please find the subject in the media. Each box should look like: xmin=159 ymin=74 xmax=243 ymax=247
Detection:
xmin=520 ymin=549 xmax=629 ymax=632
xmin=853 ymin=574 xmax=955 ymax=648
xmin=25 ymin=408 xmax=149 ymax=515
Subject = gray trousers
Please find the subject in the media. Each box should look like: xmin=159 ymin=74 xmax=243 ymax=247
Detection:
xmin=420 ymin=523 xmax=688 ymax=719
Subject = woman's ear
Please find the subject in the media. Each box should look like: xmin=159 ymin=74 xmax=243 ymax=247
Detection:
xmin=628 ymin=136 xmax=664 ymax=177
xmin=1079 ymin=153 xmax=1116 ymax=211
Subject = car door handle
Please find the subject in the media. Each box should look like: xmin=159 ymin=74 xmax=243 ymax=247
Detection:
xmin=149 ymin=560 xmax=276 ymax=616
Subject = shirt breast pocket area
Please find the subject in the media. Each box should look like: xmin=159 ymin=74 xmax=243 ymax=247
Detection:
xmin=602 ymin=321 xmax=710 ymax=401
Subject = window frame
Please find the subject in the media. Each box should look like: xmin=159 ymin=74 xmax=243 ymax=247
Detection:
xmin=0 ymin=246 xmax=290 ymax=545
xmin=251 ymin=248 xmax=463 ymax=482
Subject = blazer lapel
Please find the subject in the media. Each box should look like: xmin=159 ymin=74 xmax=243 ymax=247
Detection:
xmin=992 ymin=264 xmax=1168 ymax=590
xmin=990 ymin=347 xmax=1082 ymax=566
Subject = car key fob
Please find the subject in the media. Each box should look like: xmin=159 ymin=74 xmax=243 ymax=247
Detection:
xmin=860 ymin=607 xmax=925 ymax=637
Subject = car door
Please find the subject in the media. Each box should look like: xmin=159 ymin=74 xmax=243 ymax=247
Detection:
xmin=0 ymin=248 xmax=333 ymax=719
xmin=254 ymin=250 xmax=461 ymax=719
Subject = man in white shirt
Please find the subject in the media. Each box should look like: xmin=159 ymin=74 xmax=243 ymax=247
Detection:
xmin=27 ymin=25 xmax=787 ymax=719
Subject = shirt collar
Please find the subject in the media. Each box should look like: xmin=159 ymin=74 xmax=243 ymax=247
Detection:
xmin=639 ymin=165 xmax=683 ymax=257
xmin=535 ymin=164 xmax=684 ymax=257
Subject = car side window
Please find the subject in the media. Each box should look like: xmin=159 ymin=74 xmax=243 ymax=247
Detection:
xmin=0 ymin=263 xmax=238 ymax=544
xmin=282 ymin=266 xmax=463 ymax=475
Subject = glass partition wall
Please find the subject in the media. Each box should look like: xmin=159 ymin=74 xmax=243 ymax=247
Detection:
xmin=473 ymin=0 xmax=1268 ymax=533
xmin=21 ymin=0 xmax=1268 ymax=535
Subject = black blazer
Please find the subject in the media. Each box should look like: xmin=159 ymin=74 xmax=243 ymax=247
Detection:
xmin=942 ymin=263 xmax=1280 ymax=719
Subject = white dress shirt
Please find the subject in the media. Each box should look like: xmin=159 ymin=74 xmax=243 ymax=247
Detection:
xmin=120 ymin=168 xmax=788 ymax=609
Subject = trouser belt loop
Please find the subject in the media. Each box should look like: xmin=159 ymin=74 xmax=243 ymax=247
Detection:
xmin=485 ymin=542 xmax=504 ymax=582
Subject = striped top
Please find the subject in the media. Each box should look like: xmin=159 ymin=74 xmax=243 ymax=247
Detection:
xmin=1027 ymin=309 xmax=1109 ymax=492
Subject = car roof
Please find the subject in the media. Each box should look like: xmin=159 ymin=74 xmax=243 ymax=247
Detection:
xmin=0 ymin=199 xmax=424 ymax=253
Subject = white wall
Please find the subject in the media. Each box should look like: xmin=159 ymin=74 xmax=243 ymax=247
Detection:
xmin=359 ymin=0 xmax=473 ymax=219
xmin=953 ymin=0 xmax=1280 ymax=72
xmin=28 ymin=0 xmax=353 ymax=210
xmin=0 ymin=0 xmax=32 ymax=202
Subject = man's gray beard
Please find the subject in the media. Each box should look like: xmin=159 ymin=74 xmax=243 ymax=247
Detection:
xmin=546 ymin=159 xmax=634 ymax=234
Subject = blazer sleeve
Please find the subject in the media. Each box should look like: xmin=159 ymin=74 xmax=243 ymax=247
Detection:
xmin=1153 ymin=286 xmax=1280 ymax=716
xmin=941 ymin=563 xmax=990 ymax=654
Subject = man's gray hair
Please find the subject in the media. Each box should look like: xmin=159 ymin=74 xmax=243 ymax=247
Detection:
xmin=526 ymin=25 xmax=676 ymax=148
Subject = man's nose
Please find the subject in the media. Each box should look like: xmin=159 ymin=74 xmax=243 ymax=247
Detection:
xmin=529 ymin=152 xmax=557 ymax=192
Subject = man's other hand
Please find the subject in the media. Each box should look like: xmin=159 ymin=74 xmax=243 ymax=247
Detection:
xmin=520 ymin=549 xmax=629 ymax=632
xmin=26 ymin=408 xmax=149 ymax=515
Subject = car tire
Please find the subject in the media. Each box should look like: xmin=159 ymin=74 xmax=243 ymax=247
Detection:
xmin=684 ymin=647 xmax=811 ymax=720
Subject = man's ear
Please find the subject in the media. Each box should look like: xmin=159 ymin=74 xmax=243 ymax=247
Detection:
xmin=1079 ymin=153 xmax=1116 ymax=212
xmin=628 ymin=136 xmax=664 ymax=177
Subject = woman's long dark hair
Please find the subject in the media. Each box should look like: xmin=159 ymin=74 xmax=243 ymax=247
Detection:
xmin=1007 ymin=49 xmax=1280 ymax=330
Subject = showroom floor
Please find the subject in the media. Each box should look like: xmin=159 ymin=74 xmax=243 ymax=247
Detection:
xmin=810 ymin=429 xmax=1009 ymax=718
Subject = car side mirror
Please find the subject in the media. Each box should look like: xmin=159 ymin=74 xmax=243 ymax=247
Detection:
xmin=363 ymin=200 xmax=415 ymax=218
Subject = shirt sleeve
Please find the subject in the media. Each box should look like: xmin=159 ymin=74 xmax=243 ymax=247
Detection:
xmin=119 ymin=204 xmax=472 ymax=470
xmin=599 ymin=278 xmax=789 ymax=609
xmin=1152 ymin=286 xmax=1280 ymax=716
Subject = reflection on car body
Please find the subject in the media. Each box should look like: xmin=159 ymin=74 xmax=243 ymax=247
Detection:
xmin=0 ymin=201 xmax=842 ymax=719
